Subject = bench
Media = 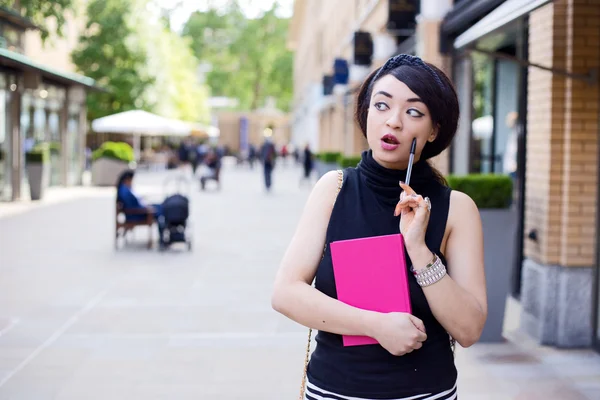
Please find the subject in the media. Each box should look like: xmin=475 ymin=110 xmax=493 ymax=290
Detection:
xmin=115 ymin=200 xmax=154 ymax=249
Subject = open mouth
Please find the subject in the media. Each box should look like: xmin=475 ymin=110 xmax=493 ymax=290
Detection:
xmin=381 ymin=134 xmax=399 ymax=145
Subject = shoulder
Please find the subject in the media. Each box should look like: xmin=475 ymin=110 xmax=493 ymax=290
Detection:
xmin=313 ymin=170 xmax=342 ymax=199
xmin=449 ymin=190 xmax=479 ymax=213
xmin=448 ymin=190 xmax=481 ymax=229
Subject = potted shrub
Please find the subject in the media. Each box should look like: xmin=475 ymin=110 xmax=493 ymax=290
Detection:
xmin=315 ymin=151 xmax=342 ymax=178
xmin=446 ymin=174 xmax=515 ymax=343
xmin=25 ymin=144 xmax=50 ymax=200
xmin=91 ymin=141 xmax=136 ymax=186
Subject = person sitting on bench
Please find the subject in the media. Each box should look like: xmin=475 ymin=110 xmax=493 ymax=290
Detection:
xmin=116 ymin=170 xmax=165 ymax=244
xmin=199 ymin=149 xmax=221 ymax=190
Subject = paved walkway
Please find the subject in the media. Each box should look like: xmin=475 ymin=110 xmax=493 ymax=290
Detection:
xmin=0 ymin=161 xmax=599 ymax=399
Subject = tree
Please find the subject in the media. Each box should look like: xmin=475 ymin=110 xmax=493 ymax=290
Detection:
xmin=72 ymin=0 xmax=210 ymax=123
xmin=182 ymin=2 xmax=293 ymax=111
xmin=3 ymin=0 xmax=77 ymax=41
xmin=134 ymin=7 xmax=210 ymax=123
xmin=71 ymin=0 xmax=154 ymax=121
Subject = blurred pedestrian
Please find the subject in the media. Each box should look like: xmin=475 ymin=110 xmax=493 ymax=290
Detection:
xmin=261 ymin=137 xmax=276 ymax=191
xmin=300 ymin=143 xmax=314 ymax=186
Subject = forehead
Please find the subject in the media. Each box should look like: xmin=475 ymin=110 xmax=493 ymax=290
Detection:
xmin=371 ymin=74 xmax=418 ymax=99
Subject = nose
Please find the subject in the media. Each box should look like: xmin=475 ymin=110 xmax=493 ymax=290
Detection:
xmin=385 ymin=109 xmax=403 ymax=130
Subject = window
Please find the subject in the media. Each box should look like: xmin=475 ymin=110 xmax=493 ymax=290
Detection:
xmin=0 ymin=22 xmax=25 ymax=53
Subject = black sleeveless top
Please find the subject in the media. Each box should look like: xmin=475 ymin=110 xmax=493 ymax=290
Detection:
xmin=307 ymin=150 xmax=457 ymax=398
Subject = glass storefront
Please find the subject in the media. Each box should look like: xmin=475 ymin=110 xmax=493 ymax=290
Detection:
xmin=451 ymin=22 xmax=528 ymax=297
xmin=20 ymin=83 xmax=67 ymax=187
xmin=0 ymin=72 xmax=9 ymax=201
xmin=470 ymin=52 xmax=495 ymax=174
xmin=67 ymin=103 xmax=81 ymax=186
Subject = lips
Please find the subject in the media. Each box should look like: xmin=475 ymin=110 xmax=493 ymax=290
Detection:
xmin=381 ymin=134 xmax=399 ymax=145
xmin=380 ymin=134 xmax=400 ymax=151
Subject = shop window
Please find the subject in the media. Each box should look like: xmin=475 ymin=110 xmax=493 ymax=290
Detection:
xmin=469 ymin=47 xmax=520 ymax=176
xmin=470 ymin=52 xmax=494 ymax=173
xmin=0 ymin=22 xmax=25 ymax=53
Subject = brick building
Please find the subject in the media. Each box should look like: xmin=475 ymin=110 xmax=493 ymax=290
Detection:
xmin=289 ymin=0 xmax=600 ymax=350
xmin=442 ymin=0 xmax=600 ymax=349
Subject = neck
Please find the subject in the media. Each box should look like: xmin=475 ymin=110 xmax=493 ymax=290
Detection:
xmin=357 ymin=149 xmax=436 ymax=205
xmin=372 ymin=154 xmax=421 ymax=171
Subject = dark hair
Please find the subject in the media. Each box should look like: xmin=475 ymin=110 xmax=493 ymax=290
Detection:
xmin=355 ymin=57 xmax=459 ymax=183
xmin=116 ymin=169 xmax=135 ymax=188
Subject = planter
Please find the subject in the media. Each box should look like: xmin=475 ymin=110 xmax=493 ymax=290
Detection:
xmin=26 ymin=162 xmax=49 ymax=200
xmin=91 ymin=158 xmax=133 ymax=186
xmin=479 ymin=207 xmax=518 ymax=342
xmin=315 ymin=160 xmax=340 ymax=178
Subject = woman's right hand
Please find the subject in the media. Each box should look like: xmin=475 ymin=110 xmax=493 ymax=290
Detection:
xmin=371 ymin=312 xmax=427 ymax=356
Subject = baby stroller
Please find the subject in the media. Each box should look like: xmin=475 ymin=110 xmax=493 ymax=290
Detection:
xmin=159 ymin=176 xmax=192 ymax=251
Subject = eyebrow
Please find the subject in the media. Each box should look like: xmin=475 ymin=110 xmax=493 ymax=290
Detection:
xmin=373 ymin=91 xmax=424 ymax=104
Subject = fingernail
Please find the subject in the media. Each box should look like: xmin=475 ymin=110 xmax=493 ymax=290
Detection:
xmin=399 ymin=181 xmax=405 ymax=185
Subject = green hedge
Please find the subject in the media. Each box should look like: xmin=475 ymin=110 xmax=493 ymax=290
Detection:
xmin=48 ymin=141 xmax=61 ymax=155
xmin=338 ymin=155 xmax=362 ymax=169
xmin=316 ymin=151 xmax=342 ymax=163
xmin=92 ymin=141 xmax=134 ymax=163
xmin=446 ymin=174 xmax=513 ymax=209
xmin=25 ymin=143 xmax=50 ymax=164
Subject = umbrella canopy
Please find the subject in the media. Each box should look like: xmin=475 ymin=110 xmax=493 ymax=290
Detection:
xmin=190 ymin=123 xmax=220 ymax=139
xmin=91 ymin=110 xmax=192 ymax=136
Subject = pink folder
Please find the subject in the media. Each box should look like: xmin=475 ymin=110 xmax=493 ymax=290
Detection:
xmin=330 ymin=233 xmax=412 ymax=346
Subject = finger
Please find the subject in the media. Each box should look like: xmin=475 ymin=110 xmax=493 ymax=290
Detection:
xmin=394 ymin=202 xmax=402 ymax=217
xmin=396 ymin=198 xmax=421 ymax=213
xmin=398 ymin=196 xmax=421 ymax=207
xmin=399 ymin=182 xmax=416 ymax=196
xmin=395 ymin=197 xmax=418 ymax=217
xmin=409 ymin=315 xmax=426 ymax=333
xmin=412 ymin=341 xmax=423 ymax=350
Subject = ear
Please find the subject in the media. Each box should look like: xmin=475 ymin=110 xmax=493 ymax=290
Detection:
xmin=428 ymin=125 xmax=440 ymax=143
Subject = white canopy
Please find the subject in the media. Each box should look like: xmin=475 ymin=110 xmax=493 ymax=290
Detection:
xmin=91 ymin=110 xmax=192 ymax=136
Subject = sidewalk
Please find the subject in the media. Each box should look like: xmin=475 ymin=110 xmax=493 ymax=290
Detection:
xmin=0 ymin=163 xmax=598 ymax=399
xmin=0 ymin=186 xmax=113 ymax=220
xmin=455 ymin=297 xmax=600 ymax=399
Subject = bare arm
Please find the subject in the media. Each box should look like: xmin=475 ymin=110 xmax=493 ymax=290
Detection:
xmin=408 ymin=191 xmax=487 ymax=347
xmin=271 ymin=171 xmax=380 ymax=337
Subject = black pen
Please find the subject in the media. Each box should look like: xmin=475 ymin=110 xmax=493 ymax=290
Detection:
xmin=405 ymin=138 xmax=417 ymax=186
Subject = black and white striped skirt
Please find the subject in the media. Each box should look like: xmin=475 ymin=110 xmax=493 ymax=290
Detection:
xmin=304 ymin=377 xmax=458 ymax=400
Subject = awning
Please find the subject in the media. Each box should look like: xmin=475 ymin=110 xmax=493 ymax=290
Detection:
xmin=0 ymin=6 xmax=38 ymax=30
xmin=0 ymin=48 xmax=101 ymax=90
xmin=91 ymin=110 xmax=192 ymax=137
xmin=454 ymin=0 xmax=552 ymax=50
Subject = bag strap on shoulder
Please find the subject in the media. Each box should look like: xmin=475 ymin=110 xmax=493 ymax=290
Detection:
xmin=299 ymin=169 xmax=344 ymax=400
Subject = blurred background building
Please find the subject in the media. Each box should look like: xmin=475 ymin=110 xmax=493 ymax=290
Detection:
xmin=288 ymin=0 xmax=600 ymax=351
xmin=0 ymin=5 xmax=96 ymax=201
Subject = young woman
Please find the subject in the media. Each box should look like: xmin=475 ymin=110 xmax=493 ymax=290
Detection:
xmin=272 ymin=54 xmax=486 ymax=400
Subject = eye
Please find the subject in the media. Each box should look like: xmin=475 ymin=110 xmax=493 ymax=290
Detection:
xmin=407 ymin=108 xmax=424 ymax=117
xmin=373 ymin=102 xmax=389 ymax=111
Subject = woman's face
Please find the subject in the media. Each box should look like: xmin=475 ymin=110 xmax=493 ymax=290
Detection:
xmin=365 ymin=74 xmax=437 ymax=170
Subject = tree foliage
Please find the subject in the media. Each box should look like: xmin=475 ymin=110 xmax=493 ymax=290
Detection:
xmin=182 ymin=1 xmax=293 ymax=111
xmin=71 ymin=0 xmax=154 ymax=122
xmin=2 ymin=0 xmax=77 ymax=41
xmin=72 ymin=0 xmax=209 ymax=123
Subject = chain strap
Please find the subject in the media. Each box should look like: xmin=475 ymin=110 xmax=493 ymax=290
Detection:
xmin=298 ymin=169 xmax=344 ymax=400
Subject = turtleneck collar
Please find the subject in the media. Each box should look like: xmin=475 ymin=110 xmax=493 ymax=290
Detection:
xmin=356 ymin=149 xmax=434 ymax=205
